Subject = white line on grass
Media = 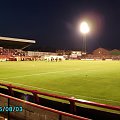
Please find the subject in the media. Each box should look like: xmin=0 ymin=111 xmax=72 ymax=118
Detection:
xmin=0 ymin=69 xmax=96 ymax=80
xmin=0 ymin=69 xmax=82 ymax=80
xmin=0 ymin=80 xmax=120 ymax=104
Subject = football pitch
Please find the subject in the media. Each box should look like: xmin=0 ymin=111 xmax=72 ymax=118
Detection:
xmin=0 ymin=60 xmax=120 ymax=106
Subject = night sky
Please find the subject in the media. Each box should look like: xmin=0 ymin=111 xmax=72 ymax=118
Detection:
xmin=0 ymin=0 xmax=120 ymax=52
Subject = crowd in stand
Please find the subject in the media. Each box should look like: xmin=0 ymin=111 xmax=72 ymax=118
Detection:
xmin=0 ymin=47 xmax=26 ymax=56
xmin=0 ymin=47 xmax=27 ymax=61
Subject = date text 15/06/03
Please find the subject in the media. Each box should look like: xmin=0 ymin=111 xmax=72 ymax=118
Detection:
xmin=0 ymin=106 xmax=23 ymax=112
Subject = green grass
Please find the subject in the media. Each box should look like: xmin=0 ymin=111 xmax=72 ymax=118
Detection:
xmin=0 ymin=60 xmax=120 ymax=107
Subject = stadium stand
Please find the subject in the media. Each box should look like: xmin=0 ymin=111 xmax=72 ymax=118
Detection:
xmin=0 ymin=36 xmax=35 ymax=61
xmin=0 ymin=36 xmax=35 ymax=49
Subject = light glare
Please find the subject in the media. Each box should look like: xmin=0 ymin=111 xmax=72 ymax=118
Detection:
xmin=80 ymin=21 xmax=90 ymax=34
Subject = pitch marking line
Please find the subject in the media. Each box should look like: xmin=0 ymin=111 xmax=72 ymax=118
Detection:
xmin=0 ymin=69 xmax=96 ymax=80
xmin=0 ymin=80 xmax=120 ymax=104
xmin=0 ymin=69 xmax=82 ymax=80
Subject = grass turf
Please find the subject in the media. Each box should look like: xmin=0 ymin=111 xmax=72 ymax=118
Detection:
xmin=0 ymin=60 xmax=120 ymax=106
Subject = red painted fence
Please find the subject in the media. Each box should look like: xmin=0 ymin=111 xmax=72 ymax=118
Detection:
xmin=0 ymin=93 xmax=89 ymax=120
xmin=0 ymin=83 xmax=120 ymax=119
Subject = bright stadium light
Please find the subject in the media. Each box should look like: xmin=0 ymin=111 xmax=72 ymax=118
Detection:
xmin=80 ymin=21 xmax=90 ymax=34
xmin=79 ymin=21 xmax=90 ymax=54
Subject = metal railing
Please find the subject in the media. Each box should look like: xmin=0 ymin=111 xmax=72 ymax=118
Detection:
xmin=0 ymin=93 xmax=89 ymax=120
xmin=0 ymin=83 xmax=120 ymax=119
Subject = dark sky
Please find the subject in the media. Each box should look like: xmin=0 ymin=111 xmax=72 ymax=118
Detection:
xmin=0 ymin=0 xmax=120 ymax=52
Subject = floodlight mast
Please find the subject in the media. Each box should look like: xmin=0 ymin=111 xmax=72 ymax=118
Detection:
xmin=80 ymin=21 xmax=90 ymax=54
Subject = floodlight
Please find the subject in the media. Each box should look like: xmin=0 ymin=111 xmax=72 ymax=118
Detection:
xmin=80 ymin=21 xmax=90 ymax=34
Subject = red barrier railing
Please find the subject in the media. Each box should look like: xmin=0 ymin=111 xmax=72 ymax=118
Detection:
xmin=0 ymin=93 xmax=89 ymax=120
xmin=0 ymin=83 xmax=120 ymax=114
